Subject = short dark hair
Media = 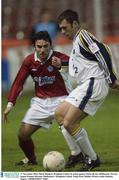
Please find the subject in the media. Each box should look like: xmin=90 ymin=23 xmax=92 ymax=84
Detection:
xmin=33 ymin=31 xmax=52 ymax=46
xmin=58 ymin=9 xmax=79 ymax=24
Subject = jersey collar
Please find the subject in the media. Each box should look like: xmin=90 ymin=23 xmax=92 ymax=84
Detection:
xmin=73 ymin=28 xmax=82 ymax=41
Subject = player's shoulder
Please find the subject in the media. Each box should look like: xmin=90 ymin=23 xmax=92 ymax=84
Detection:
xmin=22 ymin=53 xmax=34 ymax=65
xmin=24 ymin=53 xmax=34 ymax=60
xmin=53 ymin=51 xmax=69 ymax=59
xmin=76 ymin=28 xmax=87 ymax=37
xmin=79 ymin=28 xmax=98 ymax=42
xmin=74 ymin=28 xmax=88 ymax=43
xmin=78 ymin=29 xmax=92 ymax=39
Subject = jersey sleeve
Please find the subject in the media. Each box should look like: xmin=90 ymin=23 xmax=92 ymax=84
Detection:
xmin=59 ymin=54 xmax=69 ymax=73
xmin=53 ymin=51 xmax=69 ymax=70
xmin=7 ymin=58 xmax=30 ymax=105
xmin=59 ymin=53 xmax=69 ymax=67
xmin=79 ymin=29 xmax=117 ymax=84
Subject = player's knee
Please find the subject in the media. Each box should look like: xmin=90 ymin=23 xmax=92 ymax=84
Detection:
xmin=63 ymin=119 xmax=80 ymax=135
xmin=63 ymin=119 xmax=72 ymax=132
xmin=17 ymin=130 xmax=30 ymax=141
xmin=54 ymin=110 xmax=63 ymax=124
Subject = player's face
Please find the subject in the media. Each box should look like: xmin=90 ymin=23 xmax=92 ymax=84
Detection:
xmin=35 ymin=40 xmax=51 ymax=61
xmin=59 ymin=19 xmax=76 ymax=40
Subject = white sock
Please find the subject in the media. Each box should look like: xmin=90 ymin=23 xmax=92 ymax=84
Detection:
xmin=73 ymin=128 xmax=97 ymax=160
xmin=60 ymin=125 xmax=81 ymax=156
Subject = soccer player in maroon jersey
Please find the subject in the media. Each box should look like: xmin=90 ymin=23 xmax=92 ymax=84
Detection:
xmin=3 ymin=31 xmax=83 ymax=166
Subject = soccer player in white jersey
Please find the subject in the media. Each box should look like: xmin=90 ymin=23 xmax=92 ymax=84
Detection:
xmin=55 ymin=9 xmax=119 ymax=171
xmin=3 ymin=31 xmax=84 ymax=166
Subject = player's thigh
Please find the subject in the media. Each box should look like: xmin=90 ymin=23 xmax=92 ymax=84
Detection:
xmin=63 ymin=104 xmax=87 ymax=130
xmin=18 ymin=122 xmax=40 ymax=139
xmin=55 ymin=101 xmax=72 ymax=123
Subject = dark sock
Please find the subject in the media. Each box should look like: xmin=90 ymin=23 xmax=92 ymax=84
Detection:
xmin=19 ymin=138 xmax=36 ymax=163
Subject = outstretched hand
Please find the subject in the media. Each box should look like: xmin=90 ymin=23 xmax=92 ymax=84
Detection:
xmin=110 ymin=80 xmax=119 ymax=90
xmin=3 ymin=106 xmax=12 ymax=124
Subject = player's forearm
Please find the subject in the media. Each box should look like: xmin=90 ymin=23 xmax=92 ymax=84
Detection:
xmin=7 ymin=86 xmax=23 ymax=105
xmin=7 ymin=64 xmax=30 ymax=105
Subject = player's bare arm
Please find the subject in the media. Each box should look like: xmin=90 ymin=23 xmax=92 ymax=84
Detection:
xmin=110 ymin=80 xmax=119 ymax=90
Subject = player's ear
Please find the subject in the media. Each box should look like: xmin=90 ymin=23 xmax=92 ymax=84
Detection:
xmin=73 ymin=21 xmax=79 ymax=28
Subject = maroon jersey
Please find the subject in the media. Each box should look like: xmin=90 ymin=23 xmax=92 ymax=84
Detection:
xmin=8 ymin=51 xmax=69 ymax=105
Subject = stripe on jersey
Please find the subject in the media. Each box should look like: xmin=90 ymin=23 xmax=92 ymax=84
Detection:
xmin=78 ymin=31 xmax=98 ymax=62
xmin=80 ymin=30 xmax=112 ymax=84
xmin=78 ymin=44 xmax=98 ymax=62
xmin=79 ymin=78 xmax=94 ymax=111
xmin=79 ymin=33 xmax=90 ymax=52
xmin=61 ymin=61 xmax=69 ymax=66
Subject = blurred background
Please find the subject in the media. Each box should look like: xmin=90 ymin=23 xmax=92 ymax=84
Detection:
xmin=2 ymin=0 xmax=119 ymax=91
xmin=2 ymin=1 xmax=119 ymax=172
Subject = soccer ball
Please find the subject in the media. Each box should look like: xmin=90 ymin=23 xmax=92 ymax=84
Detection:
xmin=43 ymin=151 xmax=65 ymax=171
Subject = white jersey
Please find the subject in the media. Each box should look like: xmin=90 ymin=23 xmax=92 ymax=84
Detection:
xmin=69 ymin=29 xmax=116 ymax=84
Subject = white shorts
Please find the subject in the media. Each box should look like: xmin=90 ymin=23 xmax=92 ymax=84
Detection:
xmin=65 ymin=78 xmax=109 ymax=116
xmin=22 ymin=96 xmax=67 ymax=129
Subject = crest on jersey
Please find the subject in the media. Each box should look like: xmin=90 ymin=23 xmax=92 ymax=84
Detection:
xmin=47 ymin=65 xmax=54 ymax=72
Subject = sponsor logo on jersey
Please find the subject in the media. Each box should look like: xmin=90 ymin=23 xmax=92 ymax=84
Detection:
xmin=34 ymin=76 xmax=55 ymax=86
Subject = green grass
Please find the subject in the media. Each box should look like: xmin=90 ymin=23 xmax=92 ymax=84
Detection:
xmin=2 ymin=90 xmax=119 ymax=172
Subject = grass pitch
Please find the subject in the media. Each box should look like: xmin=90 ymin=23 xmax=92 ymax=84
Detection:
xmin=2 ymin=90 xmax=119 ymax=172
